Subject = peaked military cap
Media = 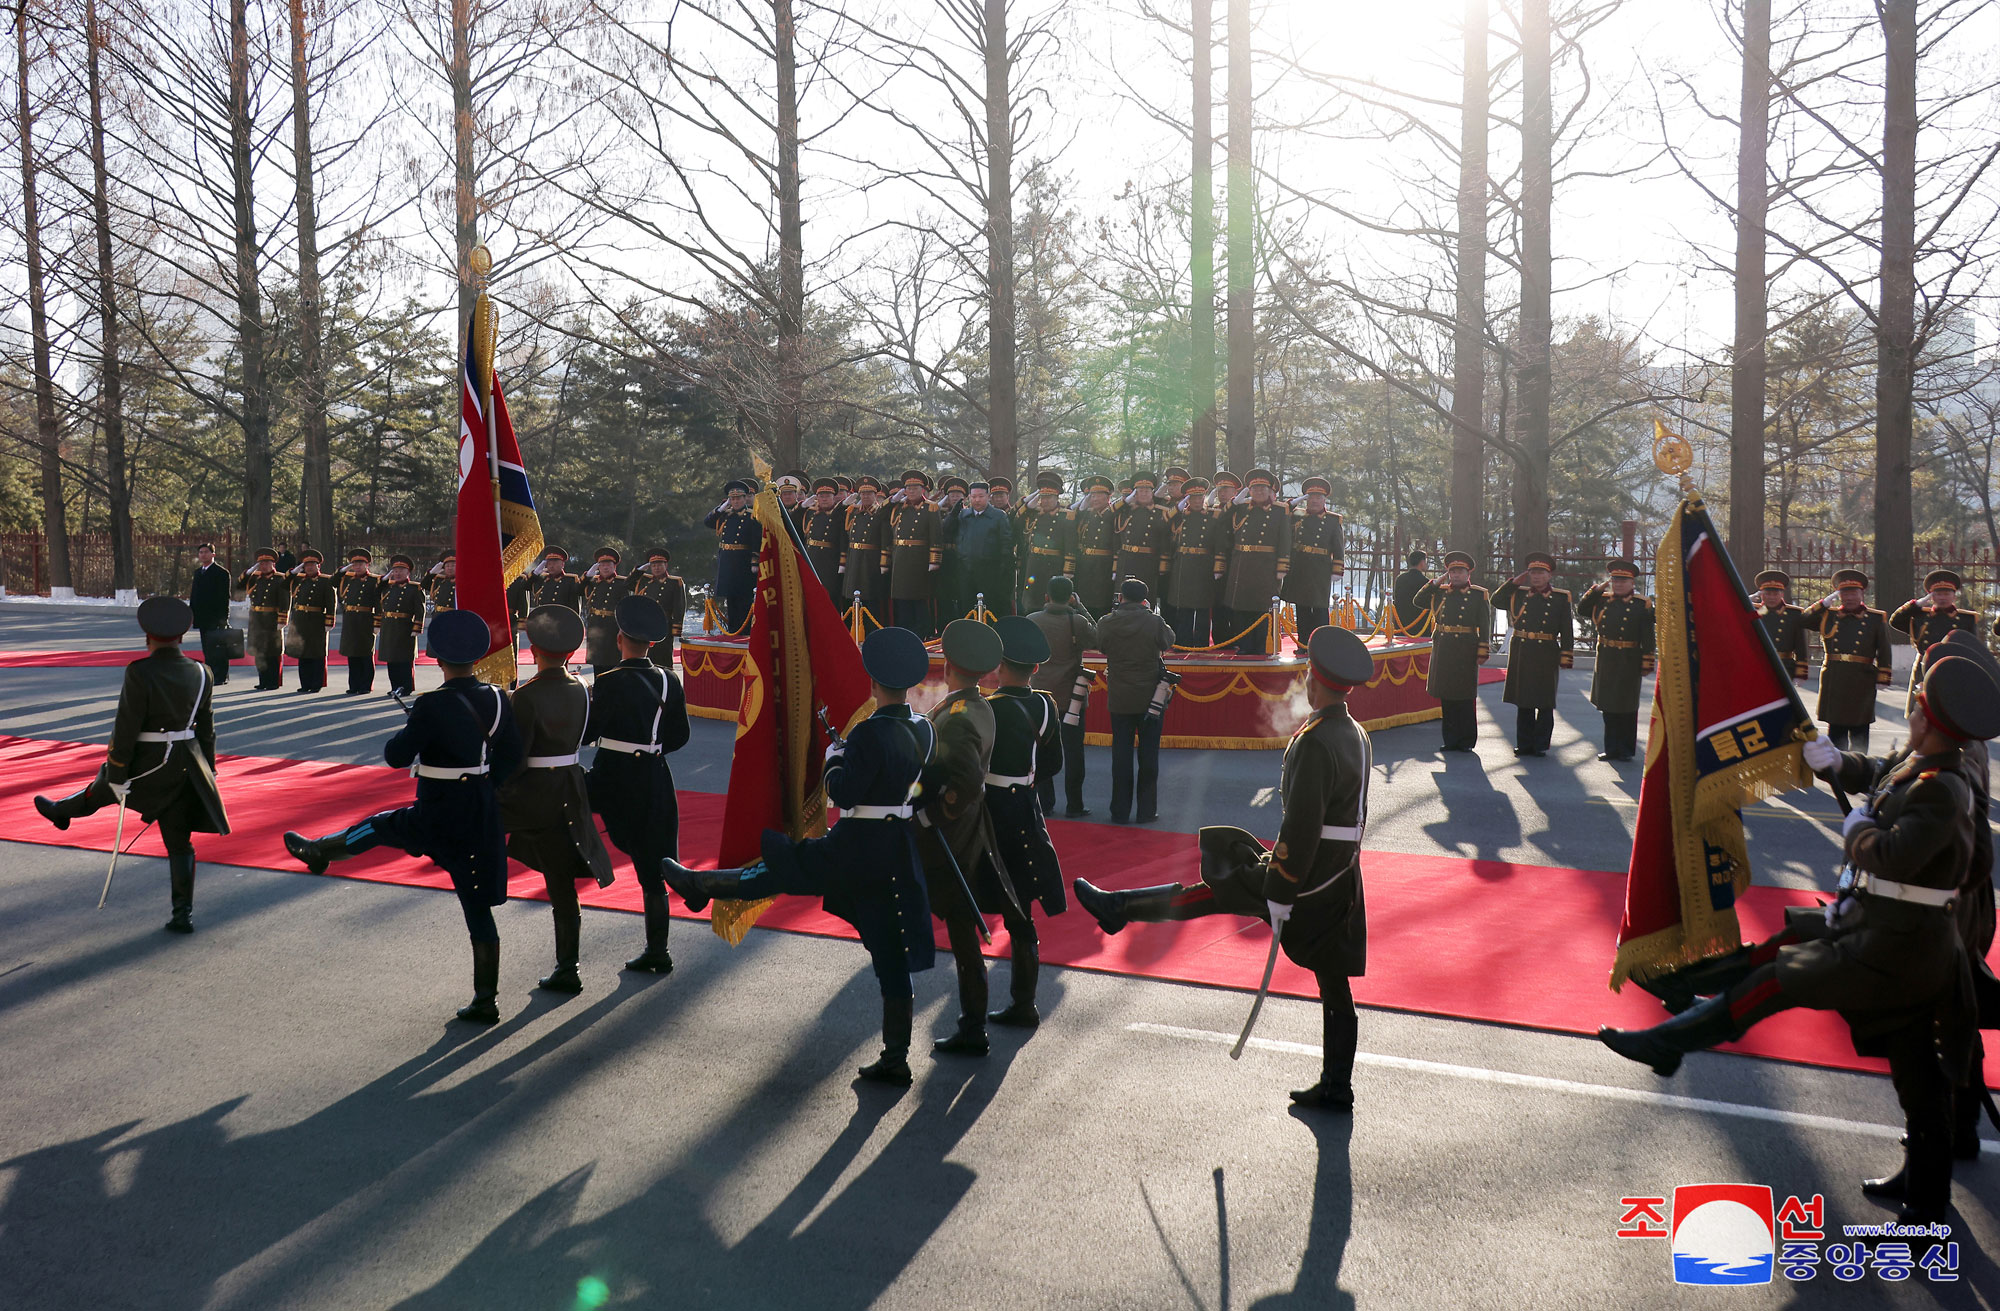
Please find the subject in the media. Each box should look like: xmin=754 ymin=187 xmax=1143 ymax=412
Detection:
xmin=1245 ymin=468 xmax=1278 ymax=490
xmin=1181 ymin=477 xmax=1211 ymax=495
xmin=863 ymin=626 xmax=930 ymax=690
xmin=774 ymin=470 xmax=807 ymax=491
xmin=1524 ymin=551 xmax=1556 ymax=570
xmin=1131 ymin=472 xmax=1157 ymax=490
xmin=1754 ymin=569 xmax=1790 ymax=589
xmin=1939 ymin=628 xmax=1999 ymax=683
xmin=724 ymin=478 xmax=753 ymax=495
xmin=440 ymin=550 xmax=456 ymax=562
xmin=856 ymin=474 xmax=886 ymax=492
xmin=1034 ymin=471 xmax=1064 ymax=492
xmin=346 ymin=547 xmax=372 ymax=562
xmin=1833 ymin=568 xmax=1868 ymax=589
xmin=1082 ymin=475 xmax=1115 ymax=494
xmin=1443 ymin=549 xmax=1476 ymax=569
xmin=988 ymin=476 xmax=1012 ymax=493
xmin=1308 ymin=625 xmax=1374 ymax=690
xmin=940 ymin=618 xmax=1004 ymax=674
xmin=1299 ymin=476 xmax=1331 ymax=495
xmin=995 ymin=614 xmax=1050 ymax=667
xmin=1163 ymin=466 xmax=1191 ymax=482
xmin=525 ymin=604 xmax=584 ymax=654
xmin=256 ymin=546 xmax=278 ymax=562
xmin=901 ymin=469 xmax=932 ymax=490
xmin=1925 ymin=569 xmax=1963 ymax=592
xmin=1212 ymin=470 xmax=1242 ymax=490
xmin=1606 ymin=559 xmax=1639 ymax=579
xmin=594 ymin=546 xmax=620 ymax=564
xmin=298 ymin=548 xmax=324 ymax=564
xmin=812 ymin=476 xmax=840 ymax=493
xmin=137 ymin=595 xmax=192 ymax=638
xmin=542 ymin=545 xmax=569 ymax=561
xmin=615 ymin=595 xmax=671 ymax=644
xmin=645 ymin=546 xmax=671 ymax=563
xmin=1919 ymin=653 xmax=2000 ymax=742
xmin=427 ymin=609 xmax=492 ymax=664
xmin=389 ymin=554 xmax=414 ymax=570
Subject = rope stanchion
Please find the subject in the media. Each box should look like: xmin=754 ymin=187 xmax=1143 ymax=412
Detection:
xmin=1170 ymin=611 xmax=1271 ymax=653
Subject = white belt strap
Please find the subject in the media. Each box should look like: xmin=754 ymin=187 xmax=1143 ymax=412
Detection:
xmin=846 ymin=804 xmax=914 ymax=820
xmin=414 ymin=762 xmax=490 ymax=780
xmin=137 ymin=729 xmax=197 ymax=744
xmin=525 ymin=753 xmax=580 ymax=769
xmin=1320 ymin=823 xmax=1363 ymax=841
xmin=129 ymin=663 xmax=209 ymax=784
xmin=597 ymin=737 xmax=661 ymax=755
xmin=985 ymin=772 xmax=1033 ymax=788
xmin=1852 ymin=873 xmax=1955 ymax=907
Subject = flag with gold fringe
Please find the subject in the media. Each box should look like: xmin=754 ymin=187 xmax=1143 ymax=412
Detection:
xmin=1609 ymin=493 xmax=1818 ymax=990
xmin=710 ymin=460 xmax=876 ymax=944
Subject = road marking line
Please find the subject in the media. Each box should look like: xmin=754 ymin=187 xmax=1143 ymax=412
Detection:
xmin=1125 ymin=1022 xmax=1988 ymax=1149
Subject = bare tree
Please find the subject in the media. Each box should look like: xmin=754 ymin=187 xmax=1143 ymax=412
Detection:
xmin=1190 ymin=0 xmax=1215 ymax=474
xmin=1450 ymin=0 xmax=1488 ymax=553
xmin=1223 ymin=0 xmax=1252 ymax=474
xmin=287 ymin=0 xmax=331 ymax=547
xmin=1873 ymin=0 xmax=1916 ymax=603
xmin=1513 ymin=0 xmax=1553 ymax=558
xmin=84 ymin=0 xmax=132 ymax=589
xmin=1727 ymin=0 xmax=1771 ymax=571
xmin=12 ymin=1 xmax=70 ymax=592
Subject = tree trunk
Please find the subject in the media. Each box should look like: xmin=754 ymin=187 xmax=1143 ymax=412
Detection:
xmin=1449 ymin=0 xmax=1487 ymax=555
xmin=229 ymin=0 xmax=273 ymax=552
xmin=16 ymin=2 xmax=70 ymax=593
xmin=982 ymin=0 xmax=1018 ymax=482
xmin=1874 ymin=0 xmax=1916 ymax=605
xmin=84 ymin=0 xmax=132 ymax=592
xmin=1728 ymin=0 xmax=1770 ymax=573
xmin=1190 ymin=0 xmax=1217 ymax=475
xmin=1511 ymin=0 xmax=1552 ymax=561
xmin=1224 ymin=0 xmax=1254 ymax=475
xmin=453 ymin=0 xmax=477 ymax=335
xmin=288 ymin=0 xmax=333 ymax=552
xmin=773 ymin=0 xmax=805 ymax=472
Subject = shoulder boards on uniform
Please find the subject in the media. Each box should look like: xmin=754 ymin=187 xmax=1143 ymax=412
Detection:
xmin=949 ymin=700 xmax=967 ymax=714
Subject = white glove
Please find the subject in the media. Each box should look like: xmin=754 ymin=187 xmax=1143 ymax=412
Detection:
xmin=108 ymin=781 xmax=130 ymax=803
xmin=1823 ymin=896 xmax=1848 ymax=929
xmin=1802 ymin=735 xmax=1840 ymax=772
xmin=1840 ymin=806 xmax=1874 ymax=841
xmin=823 ymin=740 xmax=847 ymax=767
xmin=1266 ymin=900 xmax=1292 ymax=936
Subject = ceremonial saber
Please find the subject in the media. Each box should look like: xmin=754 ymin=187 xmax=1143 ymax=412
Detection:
xmin=392 ymin=689 xmax=413 ymax=717
xmin=1230 ymin=922 xmax=1285 ymax=1061
xmin=97 ymin=804 xmax=153 ymax=910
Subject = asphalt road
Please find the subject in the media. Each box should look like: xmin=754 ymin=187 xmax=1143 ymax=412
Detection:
xmin=2 ymin=601 xmax=1995 ymax=1309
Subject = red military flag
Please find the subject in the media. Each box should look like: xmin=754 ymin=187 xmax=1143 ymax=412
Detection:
xmin=712 ymin=462 xmax=877 ymax=943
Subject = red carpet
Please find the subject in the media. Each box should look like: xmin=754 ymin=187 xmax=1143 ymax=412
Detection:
xmin=4 ymin=732 xmax=1991 ymax=1083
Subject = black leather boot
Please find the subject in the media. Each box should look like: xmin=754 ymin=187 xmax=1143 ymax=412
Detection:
xmin=1597 ymin=992 xmax=1738 ymax=1076
xmin=933 ymin=1018 xmax=989 ymax=1057
xmin=858 ymin=993 xmax=914 ymax=1086
xmin=1073 ymin=880 xmax=1187 ymax=936
xmin=34 ymin=785 xmax=107 ymax=832
xmin=456 ymin=941 xmax=501 ymax=1024
xmin=988 ymin=937 xmax=1041 ymax=1028
xmin=1861 ymin=1164 xmax=1908 ymax=1201
xmin=1950 ymin=1083 xmax=1987 ymax=1161
xmin=1293 ymin=984 xmax=1357 ymax=1110
xmin=1889 ymin=1126 xmax=1953 ymax=1225
xmin=539 ymin=910 xmax=583 ymax=992
xmin=164 ymin=848 xmax=195 ymax=934
xmin=284 ymin=829 xmax=351 ymax=876
xmin=659 ymin=857 xmax=711 ymax=914
xmin=668 ymin=857 xmax=765 ymax=909
xmin=623 ymin=892 xmax=675 ymax=974
xmin=1633 ymin=947 xmax=1756 ymax=1016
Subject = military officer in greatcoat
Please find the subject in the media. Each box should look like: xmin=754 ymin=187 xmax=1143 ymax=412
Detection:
xmin=1889 ymin=569 xmax=1980 ymax=712
xmin=1076 ymin=626 xmax=1377 ymax=1110
xmin=510 ymin=546 xmax=584 ymax=635
xmin=1491 ymin=551 xmax=1574 ymax=757
xmin=672 ymin=627 xmax=938 ymax=1087
xmin=983 ymin=616 xmax=1068 ymax=1028
xmin=581 ymin=547 xmax=630 ymax=674
xmin=841 ymin=474 xmax=892 ymax=619
xmin=628 ymin=548 xmax=687 ymax=665
xmin=35 ymin=597 xmax=228 ymax=934
xmin=1215 ymin=468 xmax=1292 ymax=654
xmin=1113 ymin=473 xmax=1174 ymax=605
xmin=1282 ymin=475 xmax=1345 ymax=640
xmin=1161 ymin=466 xmax=1190 ymax=508
xmin=800 ymin=476 xmax=850 ymax=605
xmin=774 ymin=470 xmax=808 ymax=527
xmin=1164 ymin=477 xmax=1221 ymax=647
xmin=1206 ymin=472 xmax=1244 ymax=642
xmin=1601 ymin=651 xmax=2000 ymax=1225
xmin=888 ymin=470 xmax=942 ymax=637
xmin=336 ymin=548 xmax=383 ymax=696
xmin=1018 ymin=471 xmax=1078 ymax=613
xmin=426 ymin=551 xmax=458 ymax=614
xmin=287 ymin=549 xmax=338 ymax=694
xmin=375 ymin=555 xmax=426 ymax=696
xmin=283 ymin=610 xmax=523 ymax=1025
xmin=704 ymin=479 xmax=761 ymax=632
xmin=1802 ymin=568 xmax=1894 ymax=751
xmin=1576 ymin=559 xmax=1655 ymax=762
xmin=242 ymin=546 xmax=290 ymax=690
xmin=1072 ymin=475 xmax=1120 ymax=617
xmin=502 ymin=605 xmax=615 ymax=994
xmin=1410 ymin=550 xmax=1491 ymax=751
xmin=1752 ymin=569 xmax=1810 ymax=683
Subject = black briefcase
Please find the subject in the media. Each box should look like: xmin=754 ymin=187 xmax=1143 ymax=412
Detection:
xmin=223 ymin=627 xmax=246 ymax=658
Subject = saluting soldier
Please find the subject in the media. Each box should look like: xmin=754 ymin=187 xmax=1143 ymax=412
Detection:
xmin=628 ymin=547 xmax=687 ymax=665
xmin=842 ymin=474 xmax=893 ymax=619
xmin=35 ymin=597 xmax=228 ymax=934
xmin=375 ymin=555 xmax=425 ymax=697
xmin=283 ymin=610 xmax=523 ymax=1025
xmin=935 ymin=474 xmax=971 ymax=624
xmin=1018 ymin=472 xmax=1078 ymax=612
xmin=1030 ymin=577 xmax=1098 ymax=818
xmin=1491 ymin=551 xmax=1574 ymax=757
xmin=1752 ymin=569 xmax=1810 ymax=683
xmin=1165 ymin=477 xmax=1221 ymax=646
xmin=1072 ymin=475 xmax=1119 ymax=617
xmin=889 ymin=469 xmax=942 ymax=637
xmin=773 ymin=471 xmax=809 ymax=527
xmin=1113 ymin=473 xmax=1174 ymax=605
xmin=1601 ymin=652 xmax=2000 ymax=1225
xmin=1410 ymin=550 xmax=1491 ymax=751
xmin=581 ymin=547 xmax=630 ymax=674
xmin=502 ymin=605 xmax=615 ymax=994
xmin=673 ymin=628 xmax=939 ymax=1087
xmin=988 ymin=475 xmax=1014 ymax=517
xmin=1889 ymin=569 xmax=1980 ymax=713
xmin=1802 ymin=568 xmax=1893 ymax=751
xmin=1161 ymin=466 xmax=1190 ymax=508
xmin=585 ymin=596 xmax=694 ymax=974
xmin=1577 ymin=559 xmax=1655 ymax=762
xmin=510 ymin=546 xmax=584 ymax=635
xmin=188 ymin=541 xmax=234 ymax=685
xmin=1076 ymin=626 xmax=1377 ymax=1110
xmin=704 ymin=479 xmax=761 ymax=632
xmin=288 ymin=549 xmax=338 ymax=694
xmin=1283 ymin=475 xmax=1345 ymax=639
xmin=984 ymin=616 xmax=1068 ymax=1028
xmin=1207 ymin=472 xmax=1244 ymax=641
xmin=241 ymin=547 xmax=290 ymax=690
xmin=336 ymin=548 xmax=383 ymax=696
xmin=801 ymin=476 xmax=849 ymax=605
xmin=426 ymin=551 xmax=458 ymax=613
xmin=1215 ymin=468 xmax=1292 ymax=654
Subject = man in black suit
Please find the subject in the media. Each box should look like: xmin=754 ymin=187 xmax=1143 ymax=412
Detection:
xmin=188 ymin=542 xmax=234 ymax=684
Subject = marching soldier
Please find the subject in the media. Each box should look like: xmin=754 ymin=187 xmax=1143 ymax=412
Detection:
xmin=842 ymin=474 xmax=892 ymax=619
xmin=336 ymin=548 xmax=382 ymax=696
xmin=1752 ymin=569 xmax=1810 ymax=683
xmin=510 ymin=546 xmax=584 ymax=632
xmin=241 ymin=547 xmax=289 ymax=690
xmin=582 ymin=547 xmax=630 ymax=674
xmin=34 ymin=597 xmax=228 ymax=934
xmin=1491 ymin=551 xmax=1574 ymax=757
xmin=705 ymin=479 xmax=760 ymax=632
xmin=584 ymin=596 xmax=694 ymax=974
xmin=1889 ymin=569 xmax=1979 ymax=712
xmin=1283 ymin=475 xmax=1345 ymax=639
xmin=1215 ymin=468 xmax=1292 ymax=654
xmin=628 ymin=548 xmax=687 ymax=665
xmin=801 ymin=476 xmax=849 ymax=605
xmin=426 ymin=551 xmax=457 ymax=613
xmin=1018 ymin=472 xmax=1078 ymax=612
xmin=1802 ymin=568 xmax=1893 ymax=751
xmin=375 ymin=555 xmax=425 ymax=697
xmin=188 ymin=541 xmax=234 ymax=684
xmin=889 ymin=470 xmax=942 ymax=637
xmin=288 ymin=549 xmax=338 ymax=694
xmin=1577 ymin=559 xmax=1655 ymax=762
xmin=1075 ymin=626 xmax=1378 ymax=1110
xmin=1072 ymin=475 xmax=1119 ymax=617
xmin=1165 ymin=477 xmax=1220 ymax=646
xmin=502 ymin=605 xmax=615 ymax=993
xmin=1114 ymin=473 xmax=1174 ymax=605
xmin=953 ymin=480 xmax=1016 ymax=618
xmin=1410 ymin=550 xmax=1491 ymax=752
xmin=672 ymin=627 xmax=939 ymax=1087
xmin=984 ymin=616 xmax=1067 ymax=1028
xmin=283 ymin=609 xmax=523 ymax=1024
xmin=1030 ymin=577 xmax=1098 ymax=818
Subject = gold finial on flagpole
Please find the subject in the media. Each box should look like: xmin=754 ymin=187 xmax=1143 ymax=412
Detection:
xmin=469 ymin=244 xmax=498 ymax=410
xmin=1653 ymin=419 xmax=1696 ymax=501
